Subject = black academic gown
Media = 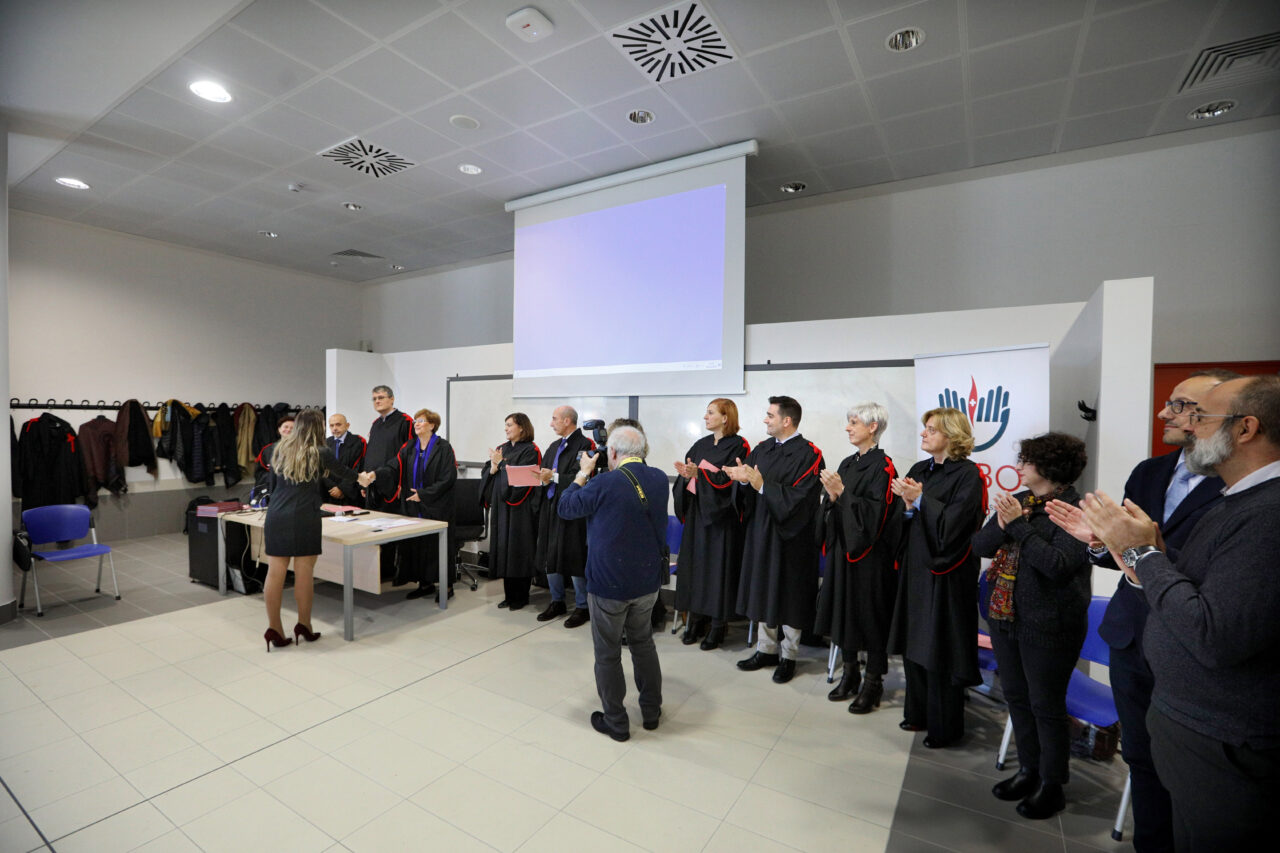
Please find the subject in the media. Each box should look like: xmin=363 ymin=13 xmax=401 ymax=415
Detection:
xmin=672 ymin=433 xmax=751 ymax=621
xmin=814 ymin=447 xmax=905 ymax=653
xmin=363 ymin=410 xmax=413 ymax=509
xmin=384 ymin=435 xmax=458 ymax=587
xmin=734 ymin=434 xmax=825 ymax=629
xmin=324 ymin=433 xmax=367 ymax=501
xmin=534 ymin=429 xmax=595 ymax=579
xmin=888 ymin=457 xmax=986 ymax=687
xmin=480 ymin=440 xmax=542 ymax=579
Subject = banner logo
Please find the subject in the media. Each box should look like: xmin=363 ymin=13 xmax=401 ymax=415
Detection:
xmin=938 ymin=377 xmax=1010 ymax=452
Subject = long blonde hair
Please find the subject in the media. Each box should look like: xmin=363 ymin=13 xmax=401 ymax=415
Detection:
xmin=273 ymin=408 xmax=326 ymax=483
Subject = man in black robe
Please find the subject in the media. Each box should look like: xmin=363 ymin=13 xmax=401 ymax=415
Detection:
xmin=362 ymin=385 xmax=413 ymax=581
xmin=535 ymin=406 xmax=596 ymax=627
xmin=324 ymin=413 xmax=366 ymax=502
xmin=725 ymin=396 xmax=825 ymax=684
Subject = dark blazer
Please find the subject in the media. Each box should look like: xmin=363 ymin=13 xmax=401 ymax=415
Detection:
xmin=1097 ymin=450 xmax=1224 ymax=650
xmin=324 ymin=433 xmax=366 ymax=499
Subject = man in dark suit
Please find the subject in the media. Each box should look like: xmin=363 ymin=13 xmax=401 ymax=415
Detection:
xmin=534 ymin=406 xmax=596 ymax=627
xmin=324 ymin=413 xmax=365 ymax=502
xmin=1050 ymin=369 xmax=1236 ymax=853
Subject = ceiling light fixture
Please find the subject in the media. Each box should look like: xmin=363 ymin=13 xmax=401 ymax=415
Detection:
xmin=257 ymin=230 xmax=278 ymax=238
xmin=450 ymin=114 xmax=481 ymax=130
xmin=1187 ymin=99 xmax=1236 ymax=120
xmin=458 ymin=163 xmax=483 ymax=175
xmin=55 ymin=177 xmax=91 ymax=190
xmin=389 ymin=264 xmax=406 ymax=271
xmin=189 ymin=80 xmax=232 ymax=103
xmin=628 ymin=109 xmax=655 ymax=125
xmin=885 ymin=28 xmax=925 ymax=52
xmin=343 ymin=202 xmax=363 ymax=211
xmin=779 ymin=181 xmax=807 ymax=193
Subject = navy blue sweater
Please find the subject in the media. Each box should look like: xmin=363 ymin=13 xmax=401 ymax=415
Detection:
xmin=558 ymin=461 xmax=669 ymax=601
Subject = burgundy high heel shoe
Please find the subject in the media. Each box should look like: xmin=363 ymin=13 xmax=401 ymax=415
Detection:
xmin=264 ymin=628 xmax=293 ymax=652
xmin=293 ymin=622 xmax=321 ymax=644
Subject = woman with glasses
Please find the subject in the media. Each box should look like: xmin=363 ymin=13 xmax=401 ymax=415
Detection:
xmin=973 ymin=432 xmax=1091 ymax=820
xmin=481 ymin=412 xmax=541 ymax=610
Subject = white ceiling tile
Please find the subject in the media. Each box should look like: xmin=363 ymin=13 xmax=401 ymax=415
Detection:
xmin=588 ymin=91 xmax=689 ymax=140
xmin=533 ymin=36 xmax=649 ymax=107
xmin=153 ymin=162 xmax=240 ymax=193
xmin=332 ymin=49 xmax=452 ymax=114
xmin=186 ymin=24 xmax=316 ymax=97
xmin=576 ymin=1 xmax=673 ymax=30
xmin=474 ymin=132 xmax=565 ymax=173
xmin=285 ymin=77 xmax=401 ymax=135
xmin=314 ymin=0 xmax=444 ymax=41
xmin=519 ymin=160 xmax=593 ymax=194
xmin=1079 ymin=0 xmax=1209 ymax=73
xmin=1148 ymin=80 xmax=1280 ymax=135
xmin=889 ymin=140 xmax=969 ymax=179
xmin=631 ymin=125 xmax=714 ymax=161
xmin=209 ymin=125 xmax=312 ymax=169
xmin=246 ymin=104 xmax=351 ymax=153
xmin=863 ymin=57 xmax=963 ymax=120
xmin=751 ymin=142 xmax=814 ymax=179
xmin=230 ymin=0 xmax=374 ymax=70
xmin=1205 ymin=0 xmax=1280 ymax=44
xmin=660 ymin=60 xmax=768 ymax=119
xmin=468 ymin=68 xmax=580 ymax=126
xmin=880 ymin=103 xmax=966 ymax=151
xmin=745 ymin=30 xmax=855 ymax=100
xmin=88 ymin=113 xmax=198 ymax=159
xmin=775 ymin=84 xmax=872 ymax=137
xmin=63 ymin=135 xmax=167 ymax=175
xmin=25 ymin=150 xmax=145 ymax=197
xmin=366 ymin=117 xmax=460 ymax=165
xmin=801 ymin=124 xmax=884 ymax=166
xmin=846 ymin=0 xmax=961 ymax=77
xmin=527 ymin=111 xmax=625 ymax=158
xmin=1060 ymin=103 xmax=1163 ymax=150
xmin=972 ymin=124 xmax=1057 ymax=167
xmin=410 ymin=95 xmax=517 ymax=146
xmin=456 ymin=0 xmax=599 ymax=63
xmin=145 ymin=57 xmax=272 ymax=124
xmin=9 ymin=187 xmax=99 ymax=220
xmin=967 ymin=0 xmax=1088 ymax=49
xmin=1069 ymin=55 xmax=1187 ymax=116
xmin=968 ymin=27 xmax=1081 ymax=99
xmin=971 ymin=81 xmax=1070 ymax=135
xmin=471 ymin=173 xmax=540 ymax=203
xmin=178 ymin=145 xmax=274 ymax=184
xmin=820 ymin=156 xmax=895 ymax=190
xmin=281 ymin=156 xmax=377 ymax=191
xmin=698 ymin=106 xmax=787 ymax=147
xmin=390 ymin=12 xmax=519 ymax=89
xmin=115 ymin=88 xmax=229 ymax=142
xmin=715 ymin=0 xmax=837 ymax=54
xmin=573 ymin=145 xmax=652 ymax=175
xmin=100 ymin=174 xmax=206 ymax=218
xmin=754 ymin=170 xmax=829 ymax=202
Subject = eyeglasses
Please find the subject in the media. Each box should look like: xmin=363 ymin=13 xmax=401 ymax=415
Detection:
xmin=1163 ymin=400 xmax=1198 ymax=414
xmin=1188 ymin=411 xmax=1245 ymax=425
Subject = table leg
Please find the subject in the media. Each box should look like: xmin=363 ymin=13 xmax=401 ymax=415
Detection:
xmin=343 ymin=544 xmax=355 ymax=641
xmin=217 ymin=518 xmax=227 ymax=595
xmin=438 ymin=529 xmax=448 ymax=611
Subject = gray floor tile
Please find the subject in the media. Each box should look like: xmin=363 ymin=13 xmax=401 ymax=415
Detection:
xmin=890 ymin=791 xmax=1069 ymax=853
xmin=900 ymin=755 xmax=1059 ymax=835
xmin=886 ymin=830 xmax=958 ymax=852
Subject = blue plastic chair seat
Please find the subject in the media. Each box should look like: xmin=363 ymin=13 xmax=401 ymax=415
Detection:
xmin=1065 ymin=668 xmax=1119 ymax=727
xmin=33 ymin=543 xmax=112 ymax=562
xmin=19 ymin=504 xmax=119 ymax=617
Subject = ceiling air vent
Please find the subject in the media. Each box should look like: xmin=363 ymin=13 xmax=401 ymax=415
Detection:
xmin=319 ymin=138 xmax=414 ymax=178
xmin=1179 ymin=32 xmax=1280 ymax=93
xmin=331 ymin=249 xmax=386 ymax=263
xmin=610 ymin=2 xmax=736 ymax=84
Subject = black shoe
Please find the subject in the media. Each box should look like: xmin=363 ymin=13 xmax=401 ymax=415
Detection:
xmin=772 ymin=659 xmax=797 ymax=683
xmin=1016 ymin=782 xmax=1065 ymax=820
xmin=848 ymin=677 xmax=883 ymax=714
xmin=681 ymin=616 xmax=707 ymax=645
xmin=700 ymin=625 xmax=726 ymax=651
xmin=737 ymin=652 xmax=780 ymax=671
xmin=899 ymin=720 xmax=925 ymax=732
xmin=537 ymin=600 xmax=567 ymax=621
xmin=590 ymin=711 xmax=629 ymax=742
xmin=827 ymin=665 xmax=861 ymax=701
xmin=992 ymin=767 xmax=1039 ymax=801
xmin=508 ymin=601 xmax=527 ymax=611
xmin=498 ymin=599 xmax=509 ymax=609
xmin=406 ymin=583 xmax=436 ymax=600
xmin=564 ymin=608 xmax=590 ymax=628
xmin=922 ymin=736 xmax=953 ymax=749
xmin=643 ymin=709 xmax=661 ymax=731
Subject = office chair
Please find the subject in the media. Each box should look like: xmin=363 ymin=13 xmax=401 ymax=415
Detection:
xmin=19 ymin=504 xmax=120 ymax=617
xmin=451 ymin=478 xmax=486 ymax=591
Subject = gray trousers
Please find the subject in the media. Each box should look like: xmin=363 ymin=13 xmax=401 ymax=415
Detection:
xmin=589 ymin=591 xmax=663 ymax=734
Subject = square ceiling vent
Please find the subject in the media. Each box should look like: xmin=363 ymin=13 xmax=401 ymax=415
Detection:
xmin=319 ymin=138 xmax=414 ymax=178
xmin=610 ymin=2 xmax=736 ymax=84
xmin=1179 ymin=31 xmax=1280 ymax=93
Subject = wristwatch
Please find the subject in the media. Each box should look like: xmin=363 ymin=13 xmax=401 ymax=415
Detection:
xmin=1120 ymin=544 xmax=1160 ymax=569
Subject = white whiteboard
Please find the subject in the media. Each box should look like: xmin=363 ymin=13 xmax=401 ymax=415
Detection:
xmin=639 ymin=364 xmax=919 ymax=476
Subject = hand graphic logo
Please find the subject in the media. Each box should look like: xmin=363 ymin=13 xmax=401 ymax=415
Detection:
xmin=937 ymin=377 xmax=1011 ymax=452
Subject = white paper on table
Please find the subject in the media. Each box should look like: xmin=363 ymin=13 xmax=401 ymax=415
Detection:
xmin=355 ymin=517 xmax=420 ymax=529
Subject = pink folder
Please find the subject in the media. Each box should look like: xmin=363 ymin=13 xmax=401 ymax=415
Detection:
xmin=506 ymin=465 xmax=541 ymax=487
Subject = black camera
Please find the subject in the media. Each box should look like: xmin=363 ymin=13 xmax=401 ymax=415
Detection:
xmin=581 ymin=418 xmax=608 ymax=455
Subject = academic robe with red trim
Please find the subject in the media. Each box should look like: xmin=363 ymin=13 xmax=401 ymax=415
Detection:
xmin=534 ymin=429 xmax=595 ymax=579
xmin=887 ymin=457 xmax=986 ymax=686
xmin=734 ymin=434 xmax=825 ymax=629
xmin=814 ymin=447 xmax=904 ymax=653
xmin=362 ymin=410 xmax=413 ymax=509
xmin=19 ymin=414 xmax=90 ymax=510
xmin=479 ymin=440 xmax=541 ymax=579
xmin=672 ymin=432 xmax=751 ymax=621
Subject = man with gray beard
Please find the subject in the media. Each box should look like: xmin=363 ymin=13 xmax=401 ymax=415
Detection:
xmin=1079 ymin=375 xmax=1280 ymax=851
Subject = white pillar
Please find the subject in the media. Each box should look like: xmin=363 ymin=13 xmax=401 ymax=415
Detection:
xmin=1 ymin=120 xmax=15 ymax=623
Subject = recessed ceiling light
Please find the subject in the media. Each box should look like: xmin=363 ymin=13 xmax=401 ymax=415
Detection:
xmin=449 ymin=114 xmax=481 ymax=130
xmin=343 ymin=202 xmax=363 ymax=211
xmin=389 ymin=264 xmax=405 ymax=271
xmin=1187 ymin=99 xmax=1236 ymax=120
xmin=458 ymin=163 xmax=483 ymax=175
xmin=627 ymin=109 xmax=655 ymax=125
xmin=885 ymin=28 xmax=925 ymax=52
xmin=189 ymin=80 xmax=232 ymax=103
xmin=779 ymin=181 xmax=807 ymax=193
xmin=55 ymin=177 xmax=91 ymax=190
xmin=257 ymin=230 xmax=278 ymax=238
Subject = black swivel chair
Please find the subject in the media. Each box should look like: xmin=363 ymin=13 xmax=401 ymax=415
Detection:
xmin=451 ymin=477 xmax=487 ymax=591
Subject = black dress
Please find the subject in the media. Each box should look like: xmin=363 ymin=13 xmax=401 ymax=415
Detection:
xmin=814 ymin=447 xmax=904 ymax=671
xmin=479 ymin=440 xmax=542 ymax=579
xmin=672 ymin=433 xmax=751 ymax=624
xmin=264 ymin=447 xmax=355 ymax=557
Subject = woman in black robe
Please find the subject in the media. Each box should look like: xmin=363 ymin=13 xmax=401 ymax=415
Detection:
xmin=815 ymin=402 xmax=904 ymax=713
xmin=361 ymin=408 xmax=457 ymax=600
xmin=888 ymin=407 xmax=986 ymax=748
xmin=672 ymin=398 xmax=751 ymax=650
xmin=480 ymin=412 xmax=541 ymax=610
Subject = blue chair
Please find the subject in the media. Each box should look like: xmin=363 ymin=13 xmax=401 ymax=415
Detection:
xmin=666 ymin=515 xmax=684 ymax=634
xmin=19 ymin=505 xmax=120 ymax=617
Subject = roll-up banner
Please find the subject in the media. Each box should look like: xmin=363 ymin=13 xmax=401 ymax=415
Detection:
xmin=913 ymin=344 xmax=1050 ymax=496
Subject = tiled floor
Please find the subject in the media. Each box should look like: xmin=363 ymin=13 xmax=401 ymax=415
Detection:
xmin=1 ymin=535 xmax=1133 ymax=852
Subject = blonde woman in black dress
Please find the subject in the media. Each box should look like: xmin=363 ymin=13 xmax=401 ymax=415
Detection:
xmin=262 ymin=408 xmax=356 ymax=650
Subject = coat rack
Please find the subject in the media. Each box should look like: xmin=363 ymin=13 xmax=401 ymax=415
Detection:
xmin=9 ymin=399 xmax=319 ymax=413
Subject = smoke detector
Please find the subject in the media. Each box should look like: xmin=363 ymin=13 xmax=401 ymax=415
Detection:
xmin=506 ymin=7 xmax=554 ymax=43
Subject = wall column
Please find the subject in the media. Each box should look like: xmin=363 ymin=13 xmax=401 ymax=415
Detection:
xmin=1 ymin=121 xmax=16 ymax=623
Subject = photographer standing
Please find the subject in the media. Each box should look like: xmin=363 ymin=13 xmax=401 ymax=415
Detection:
xmin=558 ymin=426 xmax=668 ymax=741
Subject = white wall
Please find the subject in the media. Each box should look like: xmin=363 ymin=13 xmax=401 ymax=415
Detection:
xmin=9 ymin=212 xmax=363 ymax=405
xmin=360 ymin=258 xmax=513 ymax=355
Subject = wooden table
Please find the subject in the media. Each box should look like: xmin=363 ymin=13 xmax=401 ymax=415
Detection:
xmin=215 ymin=509 xmax=450 ymax=640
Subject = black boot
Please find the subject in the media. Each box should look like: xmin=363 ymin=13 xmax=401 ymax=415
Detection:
xmin=827 ymin=663 xmax=861 ymax=701
xmin=1016 ymin=781 xmax=1065 ymax=820
xmin=700 ymin=625 xmax=726 ymax=651
xmin=682 ymin=615 xmax=707 ymax=645
xmin=848 ymin=675 xmax=883 ymax=714
xmin=992 ymin=767 xmax=1039 ymax=801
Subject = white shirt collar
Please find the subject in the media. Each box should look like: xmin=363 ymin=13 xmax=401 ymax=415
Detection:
xmin=1223 ymin=459 xmax=1280 ymax=496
